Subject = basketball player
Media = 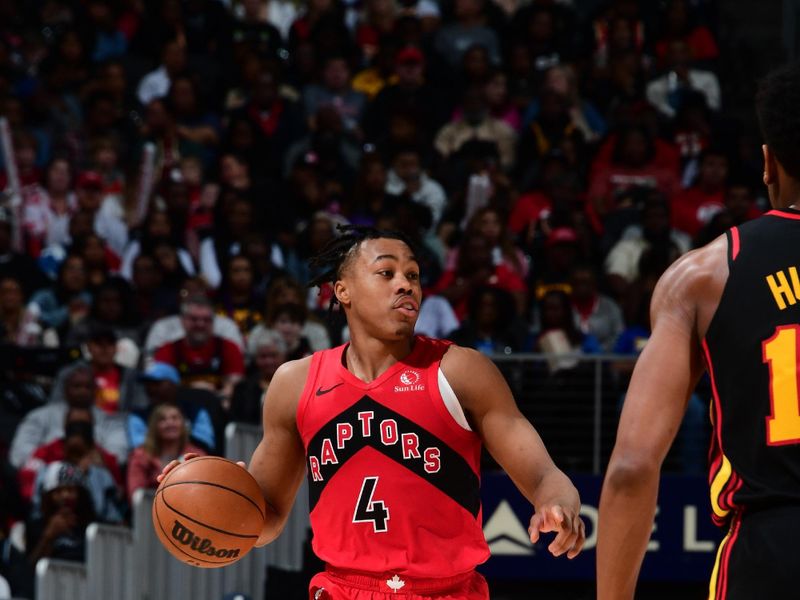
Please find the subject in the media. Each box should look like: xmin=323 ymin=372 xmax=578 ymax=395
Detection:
xmin=597 ymin=63 xmax=800 ymax=599
xmin=161 ymin=226 xmax=584 ymax=598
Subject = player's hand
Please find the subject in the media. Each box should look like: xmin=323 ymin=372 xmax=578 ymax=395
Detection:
xmin=528 ymin=504 xmax=585 ymax=559
xmin=156 ymin=452 xmax=200 ymax=483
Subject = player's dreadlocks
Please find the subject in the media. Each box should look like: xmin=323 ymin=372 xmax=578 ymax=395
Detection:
xmin=308 ymin=224 xmax=418 ymax=313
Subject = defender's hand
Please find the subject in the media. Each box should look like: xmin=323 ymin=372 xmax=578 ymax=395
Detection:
xmin=528 ymin=504 xmax=586 ymax=559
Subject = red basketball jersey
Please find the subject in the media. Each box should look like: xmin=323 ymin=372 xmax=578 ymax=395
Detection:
xmin=297 ymin=335 xmax=490 ymax=578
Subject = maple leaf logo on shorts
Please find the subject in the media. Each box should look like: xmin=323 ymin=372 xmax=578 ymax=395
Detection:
xmin=386 ymin=574 xmax=406 ymax=593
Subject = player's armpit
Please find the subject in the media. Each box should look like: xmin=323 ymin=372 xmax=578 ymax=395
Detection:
xmin=249 ymin=358 xmax=310 ymax=546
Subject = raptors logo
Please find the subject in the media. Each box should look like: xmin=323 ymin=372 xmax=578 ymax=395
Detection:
xmin=396 ymin=369 xmax=424 ymax=392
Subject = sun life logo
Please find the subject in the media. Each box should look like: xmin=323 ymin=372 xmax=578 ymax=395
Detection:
xmin=395 ymin=369 xmax=424 ymax=392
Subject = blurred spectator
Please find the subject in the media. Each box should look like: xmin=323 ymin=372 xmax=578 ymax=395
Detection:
xmin=227 ymin=0 xmax=298 ymax=41
xmin=434 ymin=86 xmax=516 ymax=170
xmin=229 ymin=0 xmax=286 ymax=59
xmin=522 ymin=65 xmax=606 ymax=142
xmin=152 ymin=295 xmax=245 ymax=403
xmin=126 ymin=403 xmax=207 ymax=501
xmin=590 ymin=0 xmax=646 ymax=69
xmin=27 ymin=254 xmax=92 ymax=332
xmin=463 ymin=207 xmax=529 ymax=279
xmin=28 ymin=425 xmax=124 ymax=525
xmin=588 ymin=125 xmax=680 ymax=226
xmin=215 ymin=254 xmax=265 ymax=340
xmin=20 ymin=157 xmax=76 ymax=258
xmin=646 ymin=39 xmax=720 ymax=119
xmin=671 ymin=148 xmax=728 ymax=237
xmin=449 ymin=286 xmax=526 ymax=355
xmin=430 ymin=233 xmax=526 ymax=321
xmin=531 ymin=226 xmax=584 ymax=302
xmin=169 ymin=75 xmax=222 ymax=161
xmin=385 ymin=145 xmax=447 ymax=229
xmin=121 ymin=208 xmax=195 ymax=283
xmin=9 ymin=364 xmax=129 ymax=468
xmin=227 ymin=69 xmax=307 ymax=180
xmin=143 ymin=279 xmax=244 ymax=360
xmin=129 ymin=362 xmax=222 ymax=455
xmin=434 ymin=0 xmax=500 ymax=68
xmin=303 ymin=55 xmax=366 ymax=135
xmin=352 ymin=35 xmax=400 ymax=100
xmin=654 ymin=0 xmax=718 ymax=67
xmin=569 ymin=265 xmax=624 ymax=351
xmin=363 ymin=45 xmax=447 ymax=144
xmin=18 ymin=406 xmax=121 ymax=505
xmin=51 ymin=326 xmax=145 ymax=414
xmin=0 ymin=208 xmax=48 ymax=298
xmin=254 ymin=277 xmax=331 ymax=352
xmin=264 ymin=303 xmax=313 ymax=361
xmin=136 ymin=38 xmax=188 ymax=106
xmin=74 ymin=170 xmax=128 ymax=257
xmin=0 ymin=277 xmax=55 ymax=347
xmin=231 ymin=328 xmax=288 ymax=424
xmin=26 ymin=462 xmax=95 ymax=563
xmin=723 ymin=180 xmax=763 ymax=227
xmin=535 ymin=289 xmax=601 ymax=372
xmin=347 ymin=152 xmax=392 ymax=225
xmin=72 ymin=232 xmax=121 ymax=291
xmin=199 ymin=197 xmax=257 ymax=289
xmin=604 ymin=198 xmax=690 ymax=301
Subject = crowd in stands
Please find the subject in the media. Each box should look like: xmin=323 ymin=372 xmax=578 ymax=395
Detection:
xmin=0 ymin=0 xmax=767 ymax=596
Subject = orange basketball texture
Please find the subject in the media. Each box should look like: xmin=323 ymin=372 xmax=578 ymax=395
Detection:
xmin=152 ymin=456 xmax=266 ymax=568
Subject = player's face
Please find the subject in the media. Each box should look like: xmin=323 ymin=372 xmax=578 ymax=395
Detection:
xmin=337 ymin=238 xmax=422 ymax=340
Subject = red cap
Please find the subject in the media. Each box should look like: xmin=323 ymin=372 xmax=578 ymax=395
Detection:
xmin=396 ymin=46 xmax=424 ymax=66
xmin=77 ymin=171 xmax=103 ymax=190
xmin=546 ymin=227 xmax=579 ymax=246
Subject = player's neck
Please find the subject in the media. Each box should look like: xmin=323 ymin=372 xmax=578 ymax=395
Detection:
xmin=344 ymin=332 xmax=415 ymax=384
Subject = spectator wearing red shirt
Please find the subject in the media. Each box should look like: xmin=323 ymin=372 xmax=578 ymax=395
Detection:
xmin=429 ymin=233 xmax=526 ymax=321
xmin=654 ymin=0 xmax=719 ymax=68
xmin=17 ymin=406 xmax=121 ymax=504
xmin=153 ymin=295 xmax=245 ymax=405
xmin=587 ymin=125 xmax=680 ymax=231
xmin=671 ymin=148 xmax=728 ymax=238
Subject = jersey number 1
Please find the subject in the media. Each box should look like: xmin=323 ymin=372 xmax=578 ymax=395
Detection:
xmin=353 ymin=477 xmax=390 ymax=533
xmin=763 ymin=325 xmax=800 ymax=445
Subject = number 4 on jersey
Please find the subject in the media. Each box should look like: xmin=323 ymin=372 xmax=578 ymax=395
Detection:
xmin=353 ymin=477 xmax=389 ymax=533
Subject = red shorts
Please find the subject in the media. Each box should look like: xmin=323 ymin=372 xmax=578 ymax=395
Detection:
xmin=308 ymin=566 xmax=489 ymax=599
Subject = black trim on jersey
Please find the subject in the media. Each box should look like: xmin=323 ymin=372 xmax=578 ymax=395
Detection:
xmin=306 ymin=395 xmax=481 ymax=517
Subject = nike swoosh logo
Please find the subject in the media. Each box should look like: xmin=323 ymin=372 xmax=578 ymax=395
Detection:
xmin=316 ymin=383 xmax=343 ymax=396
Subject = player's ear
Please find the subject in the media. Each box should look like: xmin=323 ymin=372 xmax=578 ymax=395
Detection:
xmin=334 ymin=280 xmax=350 ymax=306
xmin=763 ymin=144 xmax=778 ymax=185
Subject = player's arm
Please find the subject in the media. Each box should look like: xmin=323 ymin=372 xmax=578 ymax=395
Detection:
xmin=442 ymin=346 xmax=585 ymax=558
xmin=249 ymin=358 xmax=309 ymax=546
xmin=596 ymin=248 xmax=715 ymax=600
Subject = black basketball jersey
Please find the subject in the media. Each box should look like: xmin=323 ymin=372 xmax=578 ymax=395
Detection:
xmin=704 ymin=208 xmax=800 ymax=526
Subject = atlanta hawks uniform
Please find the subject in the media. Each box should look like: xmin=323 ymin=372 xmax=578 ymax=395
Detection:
xmin=297 ymin=336 xmax=490 ymax=599
xmin=702 ymin=209 xmax=800 ymax=599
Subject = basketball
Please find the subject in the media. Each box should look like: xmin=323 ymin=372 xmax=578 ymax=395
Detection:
xmin=152 ymin=456 xmax=266 ymax=568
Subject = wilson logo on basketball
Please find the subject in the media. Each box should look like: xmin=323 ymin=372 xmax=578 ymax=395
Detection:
xmin=171 ymin=520 xmax=241 ymax=559
xmin=395 ymin=369 xmax=424 ymax=392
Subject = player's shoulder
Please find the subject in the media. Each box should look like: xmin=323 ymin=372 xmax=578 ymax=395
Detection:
xmin=272 ymin=355 xmax=314 ymax=385
xmin=657 ymin=233 xmax=727 ymax=297
xmin=440 ymin=343 xmax=497 ymax=383
xmin=651 ymin=233 xmax=728 ymax=328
